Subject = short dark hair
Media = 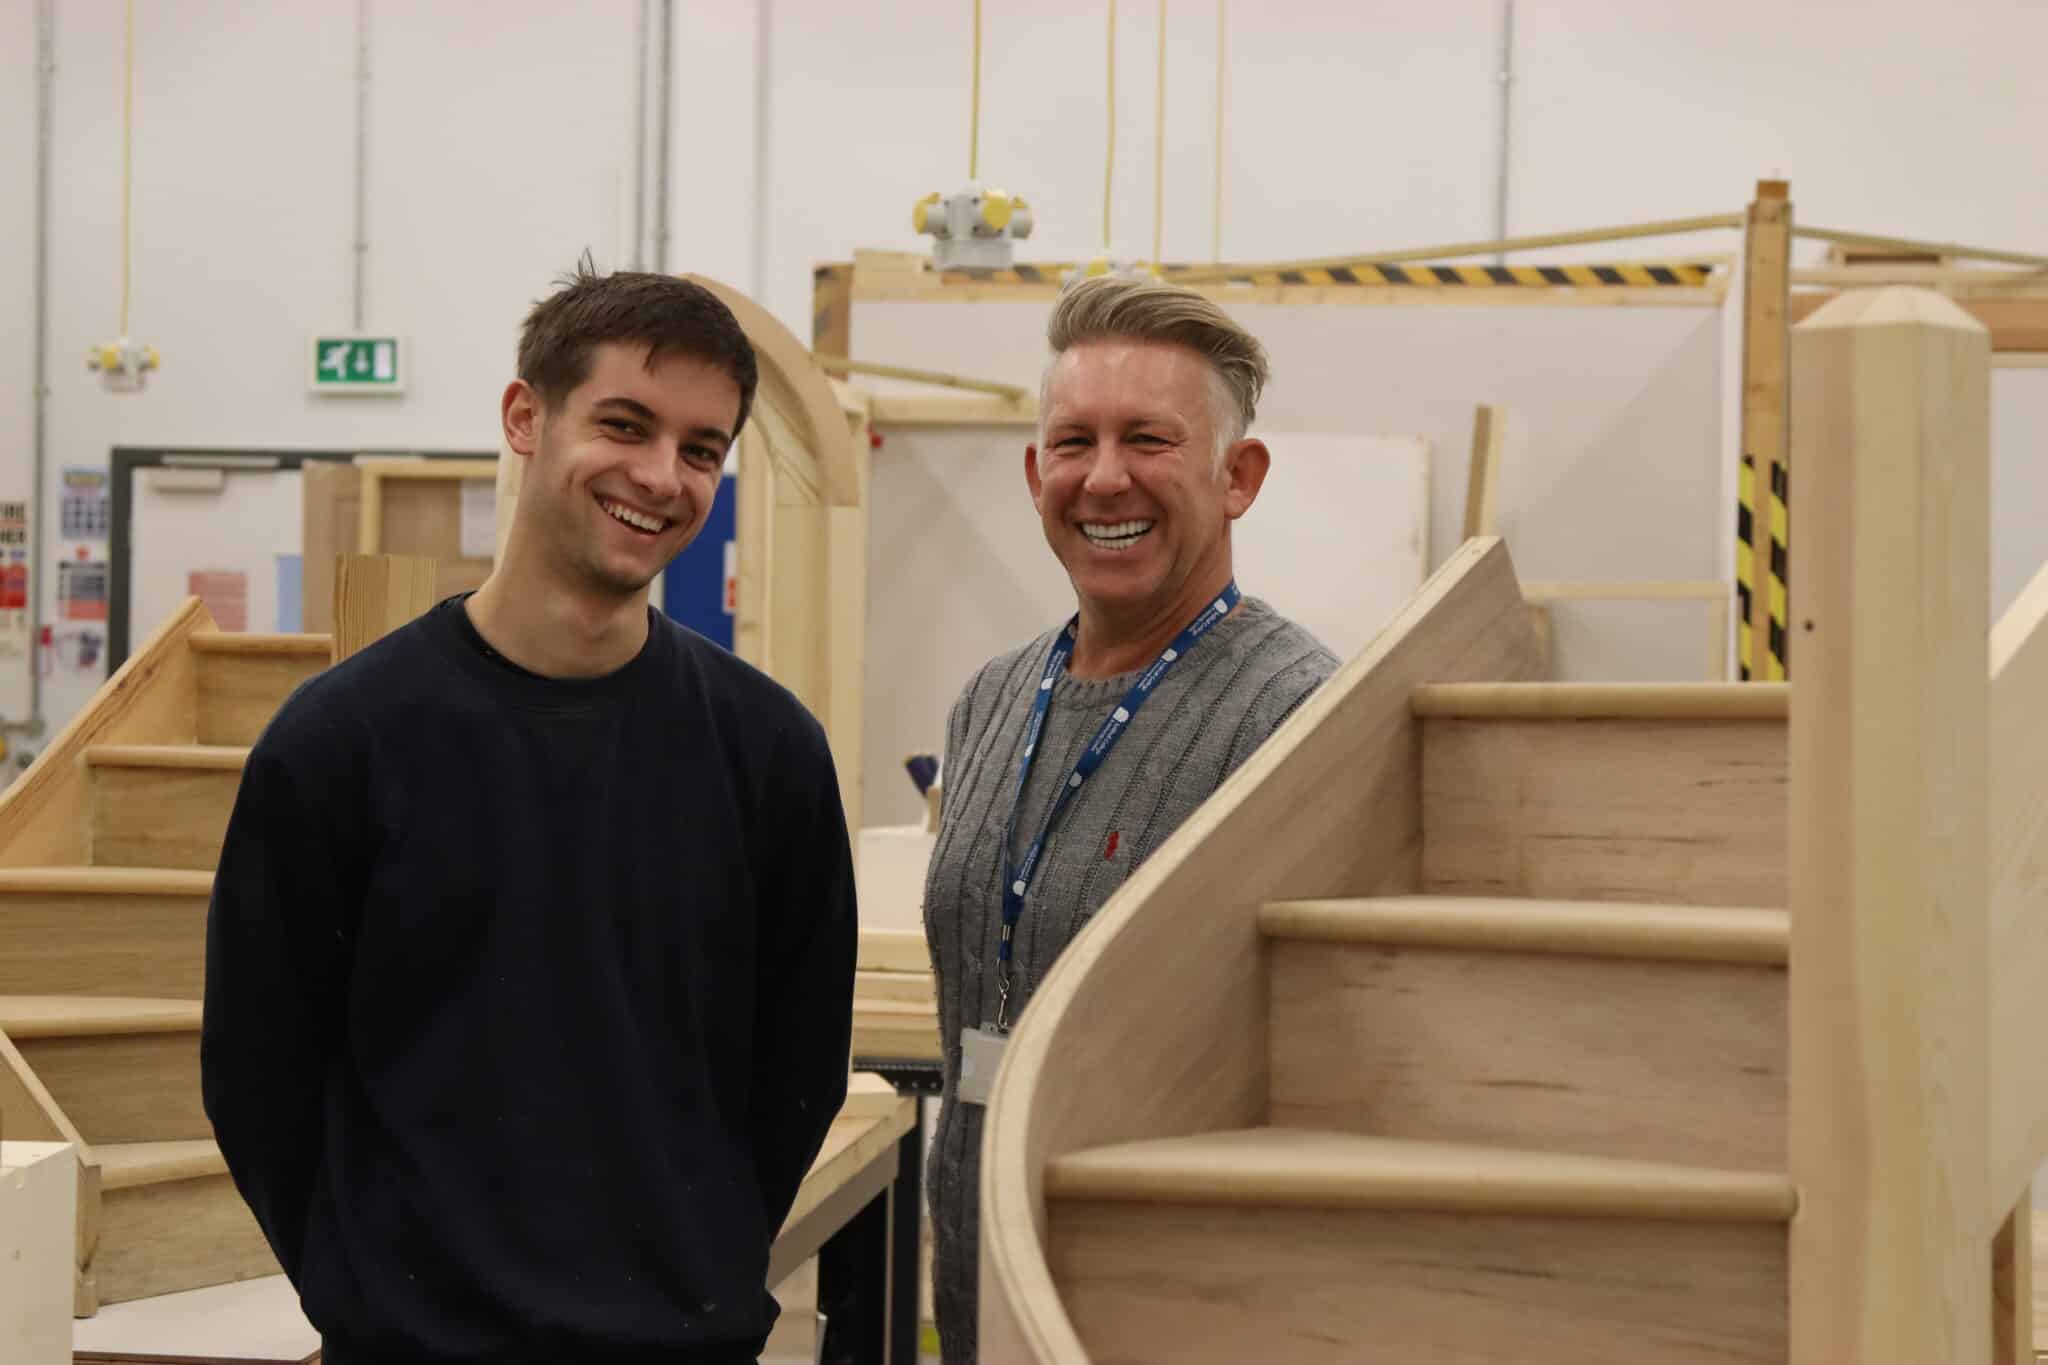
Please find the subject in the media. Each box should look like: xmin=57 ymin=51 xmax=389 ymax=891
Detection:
xmin=517 ymin=256 xmax=759 ymax=438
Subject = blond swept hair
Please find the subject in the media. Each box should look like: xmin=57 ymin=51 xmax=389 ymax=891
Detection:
xmin=1042 ymin=275 xmax=1270 ymax=469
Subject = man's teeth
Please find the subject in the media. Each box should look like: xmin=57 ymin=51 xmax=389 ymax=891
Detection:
xmin=1081 ymin=519 xmax=1156 ymax=550
xmin=603 ymin=499 xmax=668 ymax=533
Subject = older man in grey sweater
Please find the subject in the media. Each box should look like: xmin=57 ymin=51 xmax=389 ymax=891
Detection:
xmin=921 ymin=275 xmax=1337 ymax=1362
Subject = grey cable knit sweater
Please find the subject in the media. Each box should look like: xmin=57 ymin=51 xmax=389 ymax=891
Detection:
xmin=921 ymin=595 xmax=1337 ymax=1363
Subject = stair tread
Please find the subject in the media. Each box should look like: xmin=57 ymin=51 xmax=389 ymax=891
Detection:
xmin=0 ymin=995 xmax=203 ymax=1037
xmin=85 ymin=744 xmax=250 ymax=771
xmin=1260 ymin=896 xmax=1789 ymax=965
xmin=1411 ymin=681 xmax=1789 ymax=720
xmin=189 ymin=631 xmax=332 ymax=656
xmin=1048 ymin=1128 xmax=1797 ymax=1222
xmin=0 ymin=866 xmax=213 ymax=895
xmin=95 ymin=1139 xmax=227 ymax=1190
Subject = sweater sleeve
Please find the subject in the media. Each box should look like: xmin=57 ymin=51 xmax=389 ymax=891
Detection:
xmin=748 ymin=714 xmax=858 ymax=1231
xmin=200 ymin=698 xmax=359 ymax=1284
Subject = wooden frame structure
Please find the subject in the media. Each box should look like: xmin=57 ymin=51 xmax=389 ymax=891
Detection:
xmin=301 ymin=455 xmax=497 ymax=635
xmin=972 ymin=288 xmax=2048 ymax=1361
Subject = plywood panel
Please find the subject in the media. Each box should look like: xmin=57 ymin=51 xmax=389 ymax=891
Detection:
xmin=1421 ymin=716 xmax=1788 ymax=907
xmin=1048 ymin=1198 xmax=1786 ymax=1365
xmin=0 ymin=1142 xmax=77 ymax=1365
xmin=1269 ymin=938 xmax=1785 ymax=1171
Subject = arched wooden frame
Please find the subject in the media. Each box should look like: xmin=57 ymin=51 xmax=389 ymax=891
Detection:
xmin=493 ymin=275 xmax=870 ymax=830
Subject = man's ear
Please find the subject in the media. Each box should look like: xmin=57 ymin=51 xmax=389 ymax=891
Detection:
xmin=1222 ymin=437 xmax=1270 ymax=520
xmin=1023 ymin=443 xmax=1045 ymax=511
xmin=502 ymin=380 xmax=542 ymax=458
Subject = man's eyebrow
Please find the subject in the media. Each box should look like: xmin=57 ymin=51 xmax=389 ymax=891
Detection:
xmin=590 ymin=397 xmax=732 ymax=448
xmin=591 ymin=396 xmax=659 ymax=422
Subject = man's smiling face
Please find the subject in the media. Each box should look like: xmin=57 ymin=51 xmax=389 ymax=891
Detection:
xmin=517 ymin=341 xmax=738 ymax=599
xmin=1026 ymin=340 xmax=1243 ymax=630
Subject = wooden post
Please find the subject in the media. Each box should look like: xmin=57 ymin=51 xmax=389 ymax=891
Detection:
xmin=493 ymin=434 xmax=522 ymax=566
xmin=732 ymin=431 xmax=772 ymax=670
xmin=1737 ymin=179 xmax=1792 ymax=681
xmin=332 ymin=555 xmax=439 ymax=664
xmin=1461 ymin=404 xmax=1505 ymax=542
xmin=1788 ymin=288 xmax=1991 ymax=1362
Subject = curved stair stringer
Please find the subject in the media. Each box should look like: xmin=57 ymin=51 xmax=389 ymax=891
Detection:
xmin=977 ymin=536 xmax=1545 ymax=1363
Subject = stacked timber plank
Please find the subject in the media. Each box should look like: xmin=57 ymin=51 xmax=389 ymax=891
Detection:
xmin=854 ymin=929 xmax=939 ymax=1063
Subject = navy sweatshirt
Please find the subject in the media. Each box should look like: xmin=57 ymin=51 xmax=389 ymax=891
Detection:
xmin=201 ymin=596 xmax=856 ymax=1364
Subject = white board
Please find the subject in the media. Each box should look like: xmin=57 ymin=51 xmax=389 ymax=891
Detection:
xmin=861 ymin=427 xmax=1427 ymax=830
xmin=132 ymin=467 xmax=304 ymax=638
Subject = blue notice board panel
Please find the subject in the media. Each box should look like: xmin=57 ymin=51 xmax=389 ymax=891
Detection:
xmin=661 ymin=474 xmax=736 ymax=649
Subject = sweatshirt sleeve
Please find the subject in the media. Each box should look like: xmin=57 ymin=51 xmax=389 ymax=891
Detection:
xmin=748 ymin=714 xmax=858 ymax=1232
xmin=200 ymin=698 xmax=360 ymax=1284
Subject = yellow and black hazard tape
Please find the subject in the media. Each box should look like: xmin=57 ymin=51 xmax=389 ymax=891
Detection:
xmin=1735 ymin=454 xmax=1790 ymax=681
xmin=892 ymin=260 xmax=1719 ymax=288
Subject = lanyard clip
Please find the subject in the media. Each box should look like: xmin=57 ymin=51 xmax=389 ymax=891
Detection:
xmin=995 ymin=971 xmax=1014 ymax=1033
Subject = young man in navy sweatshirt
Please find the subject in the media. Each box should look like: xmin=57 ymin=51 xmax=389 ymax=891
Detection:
xmin=202 ymin=265 xmax=856 ymax=1364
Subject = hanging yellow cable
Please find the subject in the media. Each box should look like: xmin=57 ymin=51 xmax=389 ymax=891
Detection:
xmin=1103 ymin=0 xmax=1116 ymax=251
xmin=1151 ymin=0 xmax=1165 ymax=264
xmin=121 ymin=0 xmax=135 ymax=338
xmin=1211 ymin=0 xmax=1225 ymax=262
xmin=969 ymin=0 xmax=982 ymax=179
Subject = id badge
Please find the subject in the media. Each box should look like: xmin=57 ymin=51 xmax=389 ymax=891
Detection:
xmin=957 ymin=1026 xmax=1010 ymax=1106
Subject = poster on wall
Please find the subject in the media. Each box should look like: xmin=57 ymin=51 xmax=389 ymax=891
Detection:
xmin=187 ymin=570 xmax=249 ymax=632
xmin=58 ymin=555 xmax=108 ymax=622
xmin=61 ymin=468 xmax=110 ymax=541
xmin=0 ymin=500 xmax=27 ymax=657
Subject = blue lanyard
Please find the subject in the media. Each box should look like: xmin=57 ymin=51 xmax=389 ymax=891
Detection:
xmin=992 ymin=581 xmax=1241 ymax=1029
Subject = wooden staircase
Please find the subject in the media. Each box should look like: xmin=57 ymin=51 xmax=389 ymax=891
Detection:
xmin=0 ymin=599 xmax=331 ymax=1312
xmin=1034 ymin=680 xmax=1797 ymax=1363
xmin=980 ymin=293 xmax=2042 ymax=1363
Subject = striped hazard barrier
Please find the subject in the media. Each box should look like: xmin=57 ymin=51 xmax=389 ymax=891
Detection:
xmin=1736 ymin=454 xmax=1790 ymax=681
xmin=846 ymin=260 xmax=1722 ymax=290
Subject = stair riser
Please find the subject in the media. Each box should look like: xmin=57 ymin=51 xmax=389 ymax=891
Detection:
xmin=1049 ymin=1199 xmax=1785 ymax=1365
xmin=1421 ymin=717 xmax=1788 ymax=907
xmin=196 ymin=653 xmax=325 ymax=747
xmin=0 ymin=894 xmax=207 ymax=997
xmin=1269 ymin=940 xmax=1786 ymax=1171
xmin=95 ymin=1174 xmax=278 ymax=1305
xmin=90 ymin=767 xmax=240 ymax=870
xmin=17 ymin=1033 xmax=208 ymax=1145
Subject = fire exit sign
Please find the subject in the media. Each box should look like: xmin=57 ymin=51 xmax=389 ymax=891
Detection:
xmin=311 ymin=335 xmax=404 ymax=394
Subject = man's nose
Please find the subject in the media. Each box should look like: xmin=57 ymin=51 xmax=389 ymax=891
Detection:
xmin=628 ymin=440 xmax=685 ymax=503
xmin=1082 ymin=440 xmax=1133 ymax=494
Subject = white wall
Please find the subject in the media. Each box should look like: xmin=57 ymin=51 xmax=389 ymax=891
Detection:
xmin=3 ymin=0 xmax=2046 ymax=750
